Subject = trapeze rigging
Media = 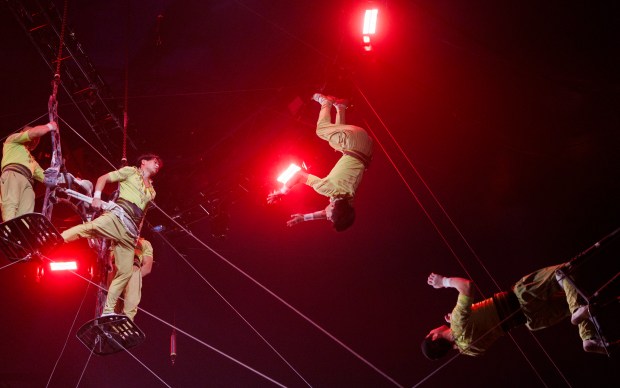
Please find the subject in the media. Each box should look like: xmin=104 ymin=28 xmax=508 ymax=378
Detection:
xmin=0 ymin=1 xmax=618 ymax=387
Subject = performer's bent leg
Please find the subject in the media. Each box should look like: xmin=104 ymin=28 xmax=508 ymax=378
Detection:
xmin=335 ymin=105 xmax=346 ymax=125
xmin=62 ymin=213 xmax=126 ymax=242
xmin=562 ymin=278 xmax=598 ymax=341
xmin=316 ymin=99 xmax=334 ymax=130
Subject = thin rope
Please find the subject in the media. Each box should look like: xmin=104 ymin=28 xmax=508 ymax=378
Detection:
xmin=150 ymin=201 xmax=405 ymax=388
xmin=154 ymin=225 xmax=313 ymax=387
xmin=59 ymin=113 xmax=402 ymax=387
xmin=137 ymin=307 xmax=288 ymax=387
xmin=0 ymin=258 xmax=29 ymax=271
xmin=233 ymin=0 xmax=329 ymax=60
xmin=121 ymin=0 xmax=130 ymax=166
xmin=359 ymin=116 xmax=479 ymax=291
xmin=46 ymin=281 xmax=91 ymax=388
xmin=0 ymin=113 xmax=49 ymax=143
xmin=74 ymin=345 xmax=95 ymax=388
xmin=38 ymin=254 xmax=288 ymax=387
xmin=114 ymin=344 xmax=173 ymax=387
xmin=57 ymin=116 xmax=118 ymax=170
xmin=221 ymin=3 xmax=568 ymax=383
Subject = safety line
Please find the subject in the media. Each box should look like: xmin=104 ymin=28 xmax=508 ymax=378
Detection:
xmin=37 ymin=255 xmax=287 ymax=387
xmin=233 ymin=0 xmax=330 ymax=60
xmin=74 ymin=345 xmax=95 ymax=388
xmin=58 ymin=113 xmax=403 ymax=386
xmin=354 ymin=84 xmax=571 ymax=386
xmin=0 ymin=258 xmax=28 ymax=271
xmin=151 ymin=201 xmax=405 ymax=388
xmin=0 ymin=113 xmax=49 ymax=143
xmin=114 ymin=345 xmax=173 ymax=388
xmin=46 ymin=281 xmax=91 ymax=388
xmin=154 ymin=226 xmax=313 ymax=387
xmin=58 ymin=115 xmax=304 ymax=384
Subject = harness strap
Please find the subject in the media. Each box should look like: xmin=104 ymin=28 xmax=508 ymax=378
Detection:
xmin=343 ymin=150 xmax=372 ymax=169
xmin=2 ymin=164 xmax=34 ymax=185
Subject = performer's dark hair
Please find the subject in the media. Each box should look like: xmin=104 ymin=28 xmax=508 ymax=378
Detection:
xmin=136 ymin=153 xmax=163 ymax=169
xmin=331 ymin=199 xmax=355 ymax=232
xmin=420 ymin=337 xmax=453 ymax=360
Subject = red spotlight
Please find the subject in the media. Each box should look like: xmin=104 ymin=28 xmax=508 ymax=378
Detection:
xmin=277 ymin=163 xmax=301 ymax=184
xmin=362 ymin=8 xmax=378 ymax=51
xmin=50 ymin=261 xmax=78 ymax=271
xmin=363 ymin=8 xmax=378 ymax=35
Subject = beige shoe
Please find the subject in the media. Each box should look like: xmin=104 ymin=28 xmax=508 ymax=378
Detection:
xmin=583 ymin=339 xmax=607 ymax=355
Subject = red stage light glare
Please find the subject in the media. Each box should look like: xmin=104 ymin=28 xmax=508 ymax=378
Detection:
xmin=50 ymin=261 xmax=78 ymax=271
xmin=277 ymin=163 xmax=301 ymax=184
xmin=363 ymin=9 xmax=378 ymax=35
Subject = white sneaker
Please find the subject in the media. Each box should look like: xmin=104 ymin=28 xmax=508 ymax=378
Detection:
xmin=312 ymin=93 xmax=334 ymax=105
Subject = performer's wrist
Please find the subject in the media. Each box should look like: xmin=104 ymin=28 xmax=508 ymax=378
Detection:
xmin=303 ymin=213 xmax=314 ymax=221
xmin=442 ymin=277 xmax=452 ymax=288
xmin=94 ymin=190 xmax=102 ymax=199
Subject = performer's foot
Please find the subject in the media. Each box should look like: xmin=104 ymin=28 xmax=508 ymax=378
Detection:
xmin=571 ymin=305 xmax=590 ymax=325
xmin=334 ymin=98 xmax=349 ymax=110
xmin=583 ymin=339 xmax=607 ymax=354
xmin=312 ymin=93 xmax=334 ymax=105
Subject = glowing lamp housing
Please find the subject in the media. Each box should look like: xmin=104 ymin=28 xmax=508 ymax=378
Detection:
xmin=277 ymin=164 xmax=301 ymax=184
xmin=50 ymin=261 xmax=78 ymax=271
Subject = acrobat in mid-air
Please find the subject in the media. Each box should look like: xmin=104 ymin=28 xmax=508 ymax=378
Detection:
xmin=267 ymin=93 xmax=373 ymax=231
xmin=421 ymin=263 xmax=609 ymax=359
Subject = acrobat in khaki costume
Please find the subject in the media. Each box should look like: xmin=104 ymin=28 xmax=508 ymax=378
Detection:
xmin=450 ymin=265 xmax=598 ymax=356
xmin=1 ymin=131 xmax=46 ymax=221
xmin=306 ymin=97 xmax=373 ymax=200
xmin=62 ymin=166 xmax=155 ymax=315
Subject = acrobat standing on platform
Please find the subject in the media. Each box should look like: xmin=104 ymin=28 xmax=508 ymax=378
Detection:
xmin=0 ymin=121 xmax=57 ymax=221
xmin=267 ymin=93 xmax=373 ymax=231
xmin=61 ymin=154 xmax=162 ymax=317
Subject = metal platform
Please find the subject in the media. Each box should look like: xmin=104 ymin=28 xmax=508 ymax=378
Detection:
xmin=0 ymin=213 xmax=64 ymax=262
xmin=76 ymin=314 xmax=145 ymax=356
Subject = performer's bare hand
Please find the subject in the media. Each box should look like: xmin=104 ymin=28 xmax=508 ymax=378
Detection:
xmin=286 ymin=214 xmax=304 ymax=227
xmin=267 ymin=190 xmax=284 ymax=204
xmin=48 ymin=121 xmax=58 ymax=131
xmin=91 ymin=197 xmax=103 ymax=211
xmin=427 ymin=273 xmax=445 ymax=289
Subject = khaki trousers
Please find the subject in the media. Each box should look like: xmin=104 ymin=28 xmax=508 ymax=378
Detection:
xmin=0 ymin=171 xmax=35 ymax=221
xmin=61 ymin=212 xmax=136 ymax=314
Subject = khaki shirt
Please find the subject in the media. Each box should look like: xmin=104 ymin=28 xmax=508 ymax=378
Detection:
xmin=108 ymin=166 xmax=156 ymax=210
xmin=1 ymin=132 xmax=45 ymax=182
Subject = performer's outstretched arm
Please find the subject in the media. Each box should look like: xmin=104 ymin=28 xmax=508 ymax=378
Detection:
xmin=267 ymin=170 xmax=309 ymax=204
xmin=287 ymin=209 xmax=327 ymax=227
xmin=26 ymin=121 xmax=57 ymax=139
xmin=427 ymin=273 xmax=473 ymax=297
